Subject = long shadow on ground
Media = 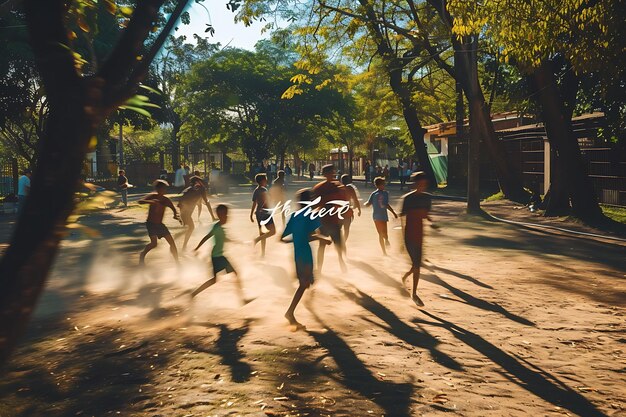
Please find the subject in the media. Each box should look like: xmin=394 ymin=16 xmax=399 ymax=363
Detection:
xmin=421 ymin=271 xmax=535 ymax=326
xmin=307 ymin=324 xmax=413 ymax=417
xmin=335 ymin=285 xmax=463 ymax=371
xmin=414 ymin=311 xmax=608 ymax=417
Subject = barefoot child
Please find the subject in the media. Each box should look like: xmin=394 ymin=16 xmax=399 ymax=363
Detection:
xmin=281 ymin=189 xmax=331 ymax=328
xmin=191 ymin=204 xmax=246 ymax=301
xmin=312 ymin=164 xmax=347 ymax=273
xmin=340 ymin=174 xmax=361 ymax=247
xmin=250 ymin=173 xmax=276 ymax=257
xmin=364 ymin=177 xmax=398 ymax=255
xmin=271 ymin=170 xmax=287 ymax=225
xmin=139 ymin=180 xmax=180 ymax=265
xmin=179 ymin=176 xmax=216 ymax=249
xmin=399 ymin=172 xmax=433 ymax=306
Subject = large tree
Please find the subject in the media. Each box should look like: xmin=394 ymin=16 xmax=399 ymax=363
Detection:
xmin=449 ymin=0 xmax=622 ymax=220
xmin=0 ymin=0 xmax=192 ymax=365
xmin=184 ymin=45 xmax=351 ymax=168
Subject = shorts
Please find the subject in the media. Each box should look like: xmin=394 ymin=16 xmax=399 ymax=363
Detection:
xmin=212 ymin=256 xmax=234 ymax=274
xmin=320 ymin=223 xmax=343 ymax=249
xmin=146 ymin=222 xmax=170 ymax=239
xmin=256 ymin=210 xmax=274 ymax=226
xmin=295 ymin=261 xmax=314 ymax=287
xmin=405 ymin=239 xmax=423 ymax=267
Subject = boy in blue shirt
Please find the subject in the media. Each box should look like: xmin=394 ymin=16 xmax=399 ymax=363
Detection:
xmin=281 ymin=189 xmax=330 ymax=329
xmin=365 ymin=177 xmax=398 ymax=255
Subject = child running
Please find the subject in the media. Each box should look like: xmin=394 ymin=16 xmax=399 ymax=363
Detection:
xmin=399 ymin=171 xmax=433 ymax=306
xmin=191 ymin=204 xmax=247 ymax=302
xmin=364 ymin=177 xmax=398 ymax=255
xmin=340 ymin=174 xmax=361 ymax=247
xmin=312 ymin=164 xmax=347 ymax=273
xmin=281 ymin=189 xmax=331 ymax=329
xmin=250 ymin=173 xmax=276 ymax=257
xmin=179 ymin=176 xmax=216 ymax=250
xmin=138 ymin=180 xmax=180 ymax=265
xmin=271 ymin=170 xmax=287 ymax=225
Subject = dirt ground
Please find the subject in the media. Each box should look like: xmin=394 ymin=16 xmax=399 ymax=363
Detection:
xmin=0 ymin=180 xmax=624 ymax=417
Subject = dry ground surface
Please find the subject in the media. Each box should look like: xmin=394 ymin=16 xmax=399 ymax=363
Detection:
xmin=0 ymin=180 xmax=625 ymax=417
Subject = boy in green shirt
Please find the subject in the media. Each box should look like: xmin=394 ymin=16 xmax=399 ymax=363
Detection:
xmin=191 ymin=204 xmax=246 ymax=301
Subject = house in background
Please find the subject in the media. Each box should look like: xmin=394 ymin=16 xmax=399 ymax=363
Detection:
xmin=423 ymin=112 xmax=535 ymax=186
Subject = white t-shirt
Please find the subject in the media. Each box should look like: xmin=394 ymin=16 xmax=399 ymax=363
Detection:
xmin=18 ymin=175 xmax=30 ymax=196
xmin=174 ymin=168 xmax=186 ymax=187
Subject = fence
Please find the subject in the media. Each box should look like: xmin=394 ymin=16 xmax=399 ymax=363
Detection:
xmin=0 ymin=158 xmax=19 ymax=198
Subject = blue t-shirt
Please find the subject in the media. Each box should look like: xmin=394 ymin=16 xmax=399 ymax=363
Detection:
xmin=366 ymin=189 xmax=389 ymax=221
xmin=281 ymin=213 xmax=321 ymax=265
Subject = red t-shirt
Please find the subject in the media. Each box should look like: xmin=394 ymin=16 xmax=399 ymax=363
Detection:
xmin=312 ymin=180 xmax=347 ymax=225
xmin=401 ymin=191 xmax=432 ymax=242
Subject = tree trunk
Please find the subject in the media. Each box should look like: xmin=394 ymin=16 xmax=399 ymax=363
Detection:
xmin=388 ymin=67 xmax=437 ymax=187
xmin=455 ymin=45 xmax=480 ymax=213
xmin=454 ymin=38 xmax=528 ymax=203
xmin=532 ymin=60 xmax=603 ymax=221
xmin=171 ymin=117 xmax=181 ymax=169
xmin=0 ymin=78 xmax=96 ymax=365
xmin=348 ymin=147 xmax=354 ymax=176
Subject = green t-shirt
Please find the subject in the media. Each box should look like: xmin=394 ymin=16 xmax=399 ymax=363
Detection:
xmin=211 ymin=222 xmax=225 ymax=257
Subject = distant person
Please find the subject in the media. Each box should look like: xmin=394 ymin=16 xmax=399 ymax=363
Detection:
xmin=400 ymin=171 xmax=433 ymax=306
xmin=271 ymin=170 xmax=287 ymax=225
xmin=191 ymin=204 xmax=248 ymax=302
xmin=308 ymin=162 xmax=316 ymax=180
xmin=270 ymin=161 xmax=277 ymax=182
xmin=250 ymin=173 xmax=276 ymax=257
xmin=284 ymin=164 xmax=293 ymax=181
xmin=399 ymin=161 xmax=407 ymax=190
xmin=179 ymin=176 xmax=216 ymax=250
xmin=383 ymin=165 xmax=390 ymax=183
xmin=193 ymin=170 xmax=205 ymax=220
xmin=117 ymin=169 xmax=130 ymax=207
xmin=183 ymin=165 xmax=191 ymax=186
xmin=17 ymin=168 xmax=31 ymax=214
xmin=364 ymin=160 xmax=370 ymax=184
xmin=340 ymin=174 xmax=361 ymax=247
xmin=280 ymin=188 xmax=331 ymax=329
xmin=174 ymin=165 xmax=186 ymax=191
xmin=369 ymin=163 xmax=376 ymax=187
xmin=365 ymin=177 xmax=398 ymax=256
xmin=312 ymin=164 xmax=347 ymax=273
xmin=138 ymin=180 xmax=180 ymax=265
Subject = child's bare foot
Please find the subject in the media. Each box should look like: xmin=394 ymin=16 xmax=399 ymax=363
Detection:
xmin=242 ymin=297 xmax=255 ymax=305
xmin=412 ymin=294 xmax=425 ymax=307
xmin=401 ymin=273 xmax=410 ymax=287
xmin=285 ymin=313 xmax=305 ymax=330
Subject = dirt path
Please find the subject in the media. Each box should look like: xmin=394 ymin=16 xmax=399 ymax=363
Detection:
xmin=1 ymin=182 xmax=625 ymax=417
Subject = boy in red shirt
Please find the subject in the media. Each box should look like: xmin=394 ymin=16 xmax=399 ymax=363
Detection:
xmin=400 ymin=172 xmax=433 ymax=306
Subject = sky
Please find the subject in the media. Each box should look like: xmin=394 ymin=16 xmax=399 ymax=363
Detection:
xmin=174 ymin=2 xmax=276 ymax=51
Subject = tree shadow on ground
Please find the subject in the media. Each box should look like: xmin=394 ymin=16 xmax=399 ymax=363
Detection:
xmin=0 ymin=328 xmax=169 ymax=417
xmin=413 ymin=311 xmax=608 ymax=417
xmin=306 ymin=322 xmax=413 ymax=417
xmin=424 ymin=262 xmax=494 ymax=289
xmin=349 ymin=260 xmax=407 ymax=297
xmin=335 ymin=285 xmax=463 ymax=371
xmin=421 ymin=273 xmax=535 ymax=326
xmin=461 ymin=230 xmax=626 ymax=272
